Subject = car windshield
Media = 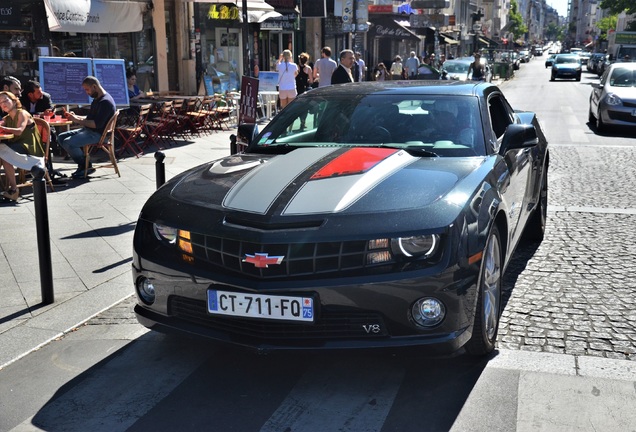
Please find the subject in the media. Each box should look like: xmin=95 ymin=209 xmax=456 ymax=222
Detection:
xmin=254 ymin=94 xmax=486 ymax=157
xmin=443 ymin=62 xmax=469 ymax=73
xmin=609 ymin=69 xmax=636 ymax=87
xmin=557 ymin=56 xmax=579 ymax=64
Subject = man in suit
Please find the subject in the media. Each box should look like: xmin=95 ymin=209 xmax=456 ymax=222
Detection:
xmin=20 ymin=80 xmax=54 ymax=115
xmin=331 ymin=49 xmax=356 ymax=85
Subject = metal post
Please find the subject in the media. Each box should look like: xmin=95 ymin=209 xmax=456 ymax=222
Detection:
xmin=32 ymin=165 xmax=54 ymax=304
xmin=242 ymin=0 xmax=251 ymax=78
xmin=155 ymin=151 xmax=166 ymax=189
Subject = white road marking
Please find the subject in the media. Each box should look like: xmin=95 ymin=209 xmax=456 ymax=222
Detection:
xmin=259 ymin=361 xmax=404 ymax=432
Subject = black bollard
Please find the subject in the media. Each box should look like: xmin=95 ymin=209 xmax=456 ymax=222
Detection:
xmin=32 ymin=165 xmax=54 ymax=304
xmin=155 ymin=151 xmax=166 ymax=189
xmin=230 ymin=134 xmax=237 ymax=155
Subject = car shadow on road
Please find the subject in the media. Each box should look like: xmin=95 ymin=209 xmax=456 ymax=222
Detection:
xmin=26 ymin=330 xmax=491 ymax=431
xmin=501 ymin=239 xmax=541 ymax=311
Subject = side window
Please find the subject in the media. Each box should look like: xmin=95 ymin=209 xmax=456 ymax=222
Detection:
xmin=488 ymin=95 xmax=514 ymax=139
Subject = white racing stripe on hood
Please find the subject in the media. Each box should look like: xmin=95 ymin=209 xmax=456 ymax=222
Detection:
xmin=223 ymin=147 xmax=338 ymax=214
xmin=283 ymin=150 xmax=417 ymax=215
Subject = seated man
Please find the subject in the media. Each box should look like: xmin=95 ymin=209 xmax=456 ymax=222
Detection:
xmin=1 ymin=76 xmax=22 ymax=99
xmin=58 ymin=76 xmax=116 ymax=178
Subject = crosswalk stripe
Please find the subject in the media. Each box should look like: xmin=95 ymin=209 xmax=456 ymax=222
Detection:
xmin=260 ymin=360 xmax=405 ymax=432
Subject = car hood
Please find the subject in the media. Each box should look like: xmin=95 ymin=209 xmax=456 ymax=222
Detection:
xmin=607 ymin=86 xmax=636 ymax=98
xmin=168 ymin=147 xmax=488 ymax=217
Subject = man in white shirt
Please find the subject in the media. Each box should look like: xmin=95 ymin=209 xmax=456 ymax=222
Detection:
xmin=313 ymin=47 xmax=338 ymax=87
xmin=404 ymin=51 xmax=420 ymax=79
xmin=354 ymin=52 xmax=366 ymax=81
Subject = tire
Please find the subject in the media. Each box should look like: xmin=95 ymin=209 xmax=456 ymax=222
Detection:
xmin=465 ymin=225 xmax=502 ymax=356
xmin=588 ymin=107 xmax=595 ymax=123
xmin=576 ymin=73 xmax=581 ymax=81
xmin=596 ymin=109 xmax=605 ymax=133
xmin=524 ymin=168 xmax=548 ymax=242
xmin=550 ymin=74 xmax=555 ymax=81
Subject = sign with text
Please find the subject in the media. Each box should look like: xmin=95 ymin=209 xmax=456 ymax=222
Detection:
xmin=39 ymin=57 xmax=129 ymax=106
xmin=258 ymin=72 xmax=278 ymax=92
xmin=94 ymin=59 xmax=129 ymax=107
xmin=239 ymin=77 xmax=259 ymax=125
xmin=39 ymin=57 xmax=92 ymax=105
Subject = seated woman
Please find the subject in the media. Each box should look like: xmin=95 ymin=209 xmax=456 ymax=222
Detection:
xmin=126 ymin=70 xmax=145 ymax=100
xmin=0 ymin=91 xmax=45 ymax=201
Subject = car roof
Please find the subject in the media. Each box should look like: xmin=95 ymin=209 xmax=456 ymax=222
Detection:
xmin=608 ymin=62 xmax=636 ymax=71
xmin=300 ymin=81 xmax=493 ymax=97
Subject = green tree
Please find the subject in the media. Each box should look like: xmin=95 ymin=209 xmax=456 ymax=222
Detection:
xmin=599 ymin=0 xmax=636 ymax=15
xmin=508 ymin=0 xmax=528 ymax=40
xmin=596 ymin=15 xmax=618 ymax=42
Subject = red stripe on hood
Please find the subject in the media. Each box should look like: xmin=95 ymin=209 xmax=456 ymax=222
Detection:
xmin=310 ymin=147 xmax=398 ymax=180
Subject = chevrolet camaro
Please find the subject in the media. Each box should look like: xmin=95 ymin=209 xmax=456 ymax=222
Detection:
xmin=132 ymin=81 xmax=549 ymax=356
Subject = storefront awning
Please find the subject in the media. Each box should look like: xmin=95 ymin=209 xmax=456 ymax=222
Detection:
xmin=45 ymin=0 xmax=146 ymax=33
xmin=369 ymin=16 xmax=420 ymax=41
xmin=440 ymin=32 xmax=459 ymax=45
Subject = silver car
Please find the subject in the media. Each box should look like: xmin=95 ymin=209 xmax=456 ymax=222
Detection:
xmin=589 ymin=62 xmax=636 ymax=132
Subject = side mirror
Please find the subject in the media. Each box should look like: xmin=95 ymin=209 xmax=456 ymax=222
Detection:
xmin=500 ymin=124 xmax=538 ymax=154
xmin=591 ymin=82 xmax=603 ymax=90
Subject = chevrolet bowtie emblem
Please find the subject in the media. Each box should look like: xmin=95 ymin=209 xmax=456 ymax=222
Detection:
xmin=243 ymin=253 xmax=284 ymax=268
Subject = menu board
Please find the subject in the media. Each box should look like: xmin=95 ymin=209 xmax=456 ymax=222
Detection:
xmin=258 ymin=72 xmax=278 ymax=92
xmin=39 ymin=57 xmax=129 ymax=106
xmin=39 ymin=57 xmax=92 ymax=105
xmin=94 ymin=59 xmax=129 ymax=106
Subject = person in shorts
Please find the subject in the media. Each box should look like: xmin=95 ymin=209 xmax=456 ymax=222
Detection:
xmin=276 ymin=50 xmax=299 ymax=109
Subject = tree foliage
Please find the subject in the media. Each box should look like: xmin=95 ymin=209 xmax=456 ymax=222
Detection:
xmin=508 ymin=0 xmax=528 ymax=40
xmin=597 ymin=15 xmax=618 ymax=42
xmin=599 ymin=0 xmax=636 ymax=15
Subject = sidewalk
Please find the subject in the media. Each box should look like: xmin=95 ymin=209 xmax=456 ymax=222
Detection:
xmin=0 ymin=127 xmax=235 ymax=369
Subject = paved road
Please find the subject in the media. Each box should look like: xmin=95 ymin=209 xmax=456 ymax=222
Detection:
xmin=2 ymin=58 xmax=636 ymax=432
xmin=496 ymin=59 xmax=636 ymax=360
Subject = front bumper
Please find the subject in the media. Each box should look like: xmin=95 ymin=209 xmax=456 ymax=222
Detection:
xmin=132 ymin=257 xmax=479 ymax=354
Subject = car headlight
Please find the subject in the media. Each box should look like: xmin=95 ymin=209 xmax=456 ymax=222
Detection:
xmin=153 ymin=223 xmax=178 ymax=243
xmin=606 ymin=93 xmax=622 ymax=106
xmin=391 ymin=235 xmax=439 ymax=258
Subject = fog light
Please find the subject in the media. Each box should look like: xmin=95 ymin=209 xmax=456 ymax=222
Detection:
xmin=136 ymin=277 xmax=156 ymax=305
xmin=411 ymin=298 xmax=445 ymax=327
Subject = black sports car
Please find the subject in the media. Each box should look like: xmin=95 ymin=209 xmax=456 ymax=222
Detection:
xmin=133 ymin=81 xmax=549 ymax=356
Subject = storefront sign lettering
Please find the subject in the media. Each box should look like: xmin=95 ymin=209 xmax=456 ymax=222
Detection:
xmin=54 ymin=10 xmax=100 ymax=24
xmin=0 ymin=7 xmax=13 ymax=16
xmin=208 ymin=5 xmax=239 ymax=20
xmin=375 ymin=25 xmax=411 ymax=38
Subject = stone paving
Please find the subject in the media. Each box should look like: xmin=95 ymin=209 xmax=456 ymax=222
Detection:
xmin=91 ymin=143 xmax=636 ymax=361
xmin=500 ymin=144 xmax=636 ymax=360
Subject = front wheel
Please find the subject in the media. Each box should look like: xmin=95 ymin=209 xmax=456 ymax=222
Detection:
xmin=465 ymin=226 xmax=502 ymax=356
xmin=596 ymin=109 xmax=606 ymax=133
xmin=525 ymin=168 xmax=548 ymax=242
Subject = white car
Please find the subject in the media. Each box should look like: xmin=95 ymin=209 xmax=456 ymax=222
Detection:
xmin=589 ymin=62 xmax=636 ymax=132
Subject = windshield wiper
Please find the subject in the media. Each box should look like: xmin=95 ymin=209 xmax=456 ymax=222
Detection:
xmin=402 ymin=146 xmax=439 ymax=157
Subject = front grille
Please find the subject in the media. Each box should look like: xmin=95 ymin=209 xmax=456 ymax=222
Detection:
xmin=608 ymin=110 xmax=636 ymax=123
xmin=622 ymin=101 xmax=636 ymax=109
xmin=189 ymin=233 xmax=386 ymax=279
xmin=169 ymin=296 xmax=388 ymax=340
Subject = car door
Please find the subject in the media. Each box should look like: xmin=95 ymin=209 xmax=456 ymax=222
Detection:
xmin=487 ymin=92 xmax=533 ymax=245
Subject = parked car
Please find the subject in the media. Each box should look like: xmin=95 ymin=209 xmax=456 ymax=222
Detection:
xmin=518 ymin=50 xmax=531 ymax=63
xmin=441 ymin=59 xmax=471 ymax=80
xmin=587 ymin=53 xmax=606 ymax=74
xmin=447 ymin=57 xmax=492 ymax=82
xmin=456 ymin=56 xmax=493 ymax=82
xmin=589 ymin=62 xmax=636 ymax=132
xmin=133 ymin=81 xmax=549 ymax=357
xmin=551 ymin=54 xmax=582 ymax=81
xmin=545 ymin=54 xmax=556 ymax=68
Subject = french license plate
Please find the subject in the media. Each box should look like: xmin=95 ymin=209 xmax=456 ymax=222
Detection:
xmin=207 ymin=289 xmax=314 ymax=322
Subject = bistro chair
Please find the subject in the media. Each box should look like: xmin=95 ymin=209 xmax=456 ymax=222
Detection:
xmin=116 ymin=104 xmax=151 ymax=157
xmin=142 ymin=100 xmax=176 ymax=150
xmin=82 ymin=111 xmax=121 ymax=178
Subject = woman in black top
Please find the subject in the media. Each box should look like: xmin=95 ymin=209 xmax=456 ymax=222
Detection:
xmin=296 ymin=52 xmax=314 ymax=128
xmin=468 ymin=52 xmax=485 ymax=81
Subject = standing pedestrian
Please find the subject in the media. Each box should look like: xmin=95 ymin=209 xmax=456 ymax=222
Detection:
xmin=390 ymin=56 xmax=403 ymax=80
xmin=331 ymin=49 xmax=356 ymax=85
xmin=404 ymin=51 xmax=420 ymax=79
xmin=276 ymin=49 xmax=299 ymax=109
xmin=313 ymin=47 xmax=338 ymax=87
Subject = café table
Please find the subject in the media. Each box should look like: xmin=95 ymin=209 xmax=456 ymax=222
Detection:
xmin=259 ymin=91 xmax=279 ymax=121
